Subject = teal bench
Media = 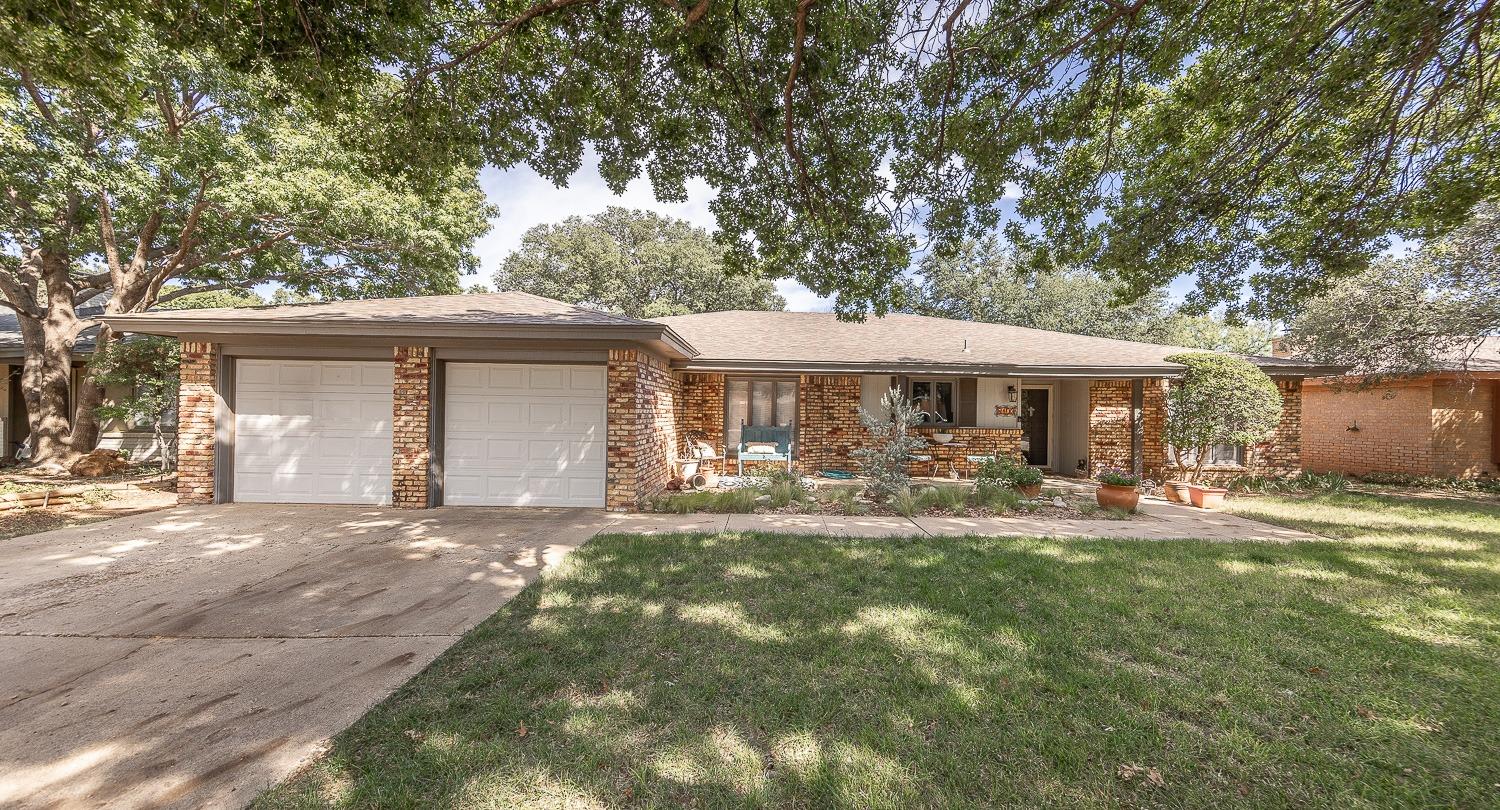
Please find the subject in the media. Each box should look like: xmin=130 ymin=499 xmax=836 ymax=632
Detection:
xmin=737 ymin=423 xmax=795 ymax=474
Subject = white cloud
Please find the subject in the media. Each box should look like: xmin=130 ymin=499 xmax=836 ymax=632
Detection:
xmin=474 ymin=150 xmax=830 ymax=311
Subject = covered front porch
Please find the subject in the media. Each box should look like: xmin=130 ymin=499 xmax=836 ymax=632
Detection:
xmin=673 ymin=372 xmax=1168 ymax=482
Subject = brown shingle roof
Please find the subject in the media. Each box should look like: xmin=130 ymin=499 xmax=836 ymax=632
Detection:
xmin=115 ymin=291 xmax=654 ymax=327
xmin=653 ymin=310 xmax=1318 ymax=374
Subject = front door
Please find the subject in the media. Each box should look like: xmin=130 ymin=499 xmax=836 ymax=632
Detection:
xmin=1021 ymin=387 xmax=1050 ymax=467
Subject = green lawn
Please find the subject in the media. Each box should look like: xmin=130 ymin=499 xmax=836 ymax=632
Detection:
xmin=261 ymin=492 xmax=1500 ymax=809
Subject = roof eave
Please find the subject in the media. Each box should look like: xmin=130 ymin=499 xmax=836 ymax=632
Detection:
xmin=673 ymin=358 xmax=1332 ymax=377
xmin=673 ymin=359 xmax=1184 ymax=377
xmin=99 ymin=316 xmax=701 ymax=360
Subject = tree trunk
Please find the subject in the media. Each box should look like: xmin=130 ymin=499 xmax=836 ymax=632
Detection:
xmin=67 ymin=325 xmax=116 ymax=457
xmin=15 ymin=253 xmax=98 ymax=471
xmin=15 ymin=308 xmax=80 ymax=471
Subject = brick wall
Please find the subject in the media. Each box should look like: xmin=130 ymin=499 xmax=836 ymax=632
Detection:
xmin=1303 ymin=378 xmax=1434 ymax=476
xmin=1142 ymin=378 xmax=1168 ymax=480
xmin=606 ymin=349 xmax=679 ymax=510
xmin=1431 ymin=379 xmax=1496 ymax=478
xmin=392 ymin=346 xmax=432 ymax=508
xmin=676 ymin=372 xmax=726 ymax=472
xmin=1255 ymin=379 xmax=1303 ymax=475
xmin=796 ymin=375 xmax=863 ymax=473
xmin=909 ymin=426 xmax=1022 ymax=477
xmin=177 ymin=341 xmax=218 ymax=504
xmin=1088 ymin=380 xmax=1133 ymax=477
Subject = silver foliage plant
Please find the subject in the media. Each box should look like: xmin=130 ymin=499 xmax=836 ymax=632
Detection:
xmin=852 ymin=388 xmax=927 ymax=503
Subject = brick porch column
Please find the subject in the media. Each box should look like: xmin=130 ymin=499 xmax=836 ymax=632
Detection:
xmin=606 ymin=349 xmax=677 ymax=511
xmin=796 ymin=375 xmax=863 ymax=474
xmin=1087 ymin=379 xmax=1132 ymax=477
xmin=177 ymin=341 xmax=219 ymax=504
xmin=392 ymin=346 xmax=432 ymax=508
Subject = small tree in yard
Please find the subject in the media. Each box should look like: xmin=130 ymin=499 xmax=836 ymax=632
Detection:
xmin=852 ymin=388 xmax=927 ymax=503
xmin=89 ymin=337 xmax=180 ymax=472
xmin=1164 ymin=353 xmax=1283 ymax=483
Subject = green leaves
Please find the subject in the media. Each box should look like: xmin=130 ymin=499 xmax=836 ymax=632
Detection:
xmin=493 ymin=207 xmax=784 ymax=318
xmin=1288 ymin=203 xmax=1500 ymax=378
xmin=1164 ymin=352 xmax=1283 ymax=479
xmin=12 ymin=0 xmax=1498 ymax=318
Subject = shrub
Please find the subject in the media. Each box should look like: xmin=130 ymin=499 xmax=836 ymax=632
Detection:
xmin=648 ymin=487 xmax=764 ymax=514
xmin=820 ymin=486 xmax=865 ymax=515
xmin=1228 ymin=471 xmax=1349 ymax=494
xmin=1096 ymin=468 xmax=1140 ymax=487
xmin=975 ymin=455 xmax=1043 ymax=489
xmin=1164 ymin=352 xmax=1283 ymax=483
xmin=852 ymin=388 xmax=927 ymax=503
xmin=890 ymin=487 xmax=921 ymax=517
xmin=916 ymin=485 xmax=969 ymax=515
xmin=1358 ymin=472 xmax=1500 ymax=494
xmin=973 ymin=483 xmax=1021 ymax=512
xmin=767 ymin=478 xmax=809 ymax=508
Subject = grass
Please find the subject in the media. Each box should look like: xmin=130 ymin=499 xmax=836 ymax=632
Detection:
xmin=261 ymin=491 xmax=1500 ymax=809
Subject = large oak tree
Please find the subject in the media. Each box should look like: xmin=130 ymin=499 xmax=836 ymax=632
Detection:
xmin=168 ymin=0 xmax=1497 ymax=321
xmin=12 ymin=2 xmax=1497 ymax=321
xmin=1 ymin=43 xmax=491 ymax=468
xmin=495 ymin=207 xmax=785 ymax=317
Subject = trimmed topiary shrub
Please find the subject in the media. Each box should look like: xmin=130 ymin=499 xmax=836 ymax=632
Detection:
xmin=1164 ymin=352 xmax=1283 ymax=483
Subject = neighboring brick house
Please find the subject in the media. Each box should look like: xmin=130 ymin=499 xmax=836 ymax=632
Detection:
xmin=0 ymin=311 xmax=178 ymax=464
xmin=1298 ymin=338 xmax=1500 ymax=479
xmin=105 ymin=292 xmax=1328 ymax=511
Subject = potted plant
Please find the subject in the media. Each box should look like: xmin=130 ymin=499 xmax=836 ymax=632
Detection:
xmin=1095 ymin=469 xmax=1141 ymax=511
xmin=1163 ymin=352 xmax=1284 ymax=509
xmin=975 ymin=455 xmax=1044 ymax=498
xmin=1009 ymin=464 xmax=1045 ymax=498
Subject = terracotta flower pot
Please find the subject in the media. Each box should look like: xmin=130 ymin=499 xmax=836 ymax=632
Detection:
xmin=1188 ymin=485 xmax=1228 ymax=509
xmin=1096 ymin=483 xmax=1140 ymax=512
xmin=1164 ymin=481 xmax=1192 ymax=504
xmin=1015 ymin=483 xmax=1042 ymax=499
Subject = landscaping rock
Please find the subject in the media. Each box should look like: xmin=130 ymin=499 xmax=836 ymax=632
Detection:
xmin=69 ymin=449 xmax=129 ymax=478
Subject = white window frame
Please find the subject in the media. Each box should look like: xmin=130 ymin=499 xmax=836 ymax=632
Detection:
xmin=907 ymin=378 xmax=958 ymax=426
xmin=724 ymin=377 xmax=798 ymax=454
xmin=1174 ymin=443 xmax=1246 ymax=468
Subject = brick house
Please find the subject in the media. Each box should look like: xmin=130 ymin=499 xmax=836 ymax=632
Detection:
xmin=0 ymin=311 xmax=178 ymax=463
xmin=1300 ymin=338 xmax=1499 ymax=479
xmin=106 ymin=292 xmax=1327 ymax=511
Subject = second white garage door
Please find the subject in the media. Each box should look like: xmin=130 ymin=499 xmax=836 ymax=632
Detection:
xmin=442 ymin=363 xmax=607 ymax=507
xmin=233 ymin=359 xmax=394 ymax=504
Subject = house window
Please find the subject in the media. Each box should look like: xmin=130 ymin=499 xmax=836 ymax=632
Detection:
xmin=908 ymin=379 xmax=955 ymax=425
xmin=1177 ymin=443 xmax=1245 ymax=467
xmin=725 ymin=378 xmax=797 ymax=451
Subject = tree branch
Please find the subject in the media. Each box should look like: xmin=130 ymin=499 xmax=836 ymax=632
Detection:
xmin=155 ymin=283 xmax=234 ymax=305
xmin=16 ymin=68 xmax=57 ymax=127
xmin=411 ymin=0 xmax=601 ymax=84
xmin=783 ymin=0 xmax=820 ymax=210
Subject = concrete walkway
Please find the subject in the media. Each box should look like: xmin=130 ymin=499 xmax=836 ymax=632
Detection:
xmin=603 ymin=499 xmax=1320 ymax=542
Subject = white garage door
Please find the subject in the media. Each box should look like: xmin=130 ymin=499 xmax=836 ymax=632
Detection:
xmin=443 ymin=363 xmax=606 ymax=507
xmin=233 ymin=359 xmax=393 ymax=504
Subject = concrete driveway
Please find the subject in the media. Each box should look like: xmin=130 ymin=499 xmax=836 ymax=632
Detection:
xmin=0 ymin=503 xmax=629 ymax=809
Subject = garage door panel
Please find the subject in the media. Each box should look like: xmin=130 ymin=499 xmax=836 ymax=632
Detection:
xmin=442 ymin=363 xmax=605 ymax=507
xmin=569 ymin=367 xmax=606 ymax=389
xmin=234 ymin=359 xmax=393 ymax=505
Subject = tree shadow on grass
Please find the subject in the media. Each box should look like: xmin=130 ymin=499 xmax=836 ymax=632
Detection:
xmin=260 ymin=499 xmax=1500 ymax=810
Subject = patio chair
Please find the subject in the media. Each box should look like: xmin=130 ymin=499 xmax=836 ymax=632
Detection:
xmin=737 ymin=423 xmax=794 ymax=474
